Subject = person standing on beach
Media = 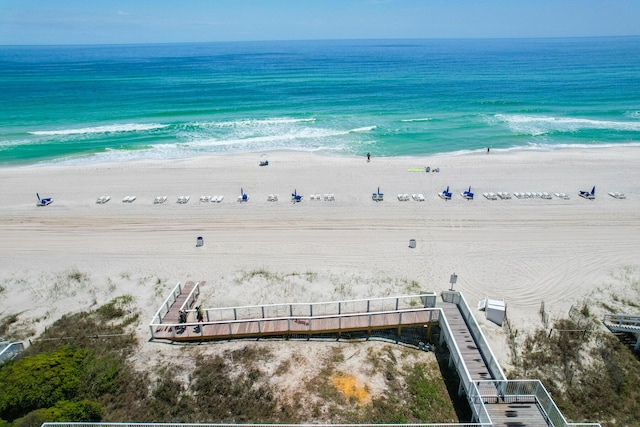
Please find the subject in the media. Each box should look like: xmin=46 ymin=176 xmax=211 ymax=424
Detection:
xmin=367 ymin=152 xmax=371 ymax=162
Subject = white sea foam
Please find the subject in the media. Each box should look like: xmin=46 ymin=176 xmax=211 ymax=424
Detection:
xmin=400 ymin=118 xmax=432 ymax=122
xmin=200 ymin=117 xmax=316 ymax=128
xmin=48 ymin=122 xmax=376 ymax=165
xmin=29 ymin=123 xmax=169 ymax=136
xmin=348 ymin=126 xmax=376 ymax=133
xmin=493 ymin=114 xmax=640 ymax=135
xmin=184 ymin=125 xmax=374 ymax=148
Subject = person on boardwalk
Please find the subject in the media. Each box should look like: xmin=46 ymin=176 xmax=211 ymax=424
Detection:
xmin=178 ymin=310 xmax=187 ymax=333
xmin=194 ymin=305 xmax=204 ymax=333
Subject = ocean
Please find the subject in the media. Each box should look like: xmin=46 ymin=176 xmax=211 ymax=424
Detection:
xmin=1 ymin=37 xmax=639 ymax=166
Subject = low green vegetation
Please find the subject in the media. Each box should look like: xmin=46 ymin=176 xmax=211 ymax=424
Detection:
xmin=510 ymin=317 xmax=640 ymax=426
xmin=1 ymin=293 xmax=457 ymax=426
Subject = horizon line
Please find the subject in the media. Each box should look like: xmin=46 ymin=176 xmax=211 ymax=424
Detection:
xmin=2 ymin=34 xmax=639 ymax=48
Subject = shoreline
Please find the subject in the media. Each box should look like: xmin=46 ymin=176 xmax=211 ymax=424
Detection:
xmin=1 ymin=145 xmax=639 ymax=370
xmin=4 ymin=140 xmax=640 ymax=169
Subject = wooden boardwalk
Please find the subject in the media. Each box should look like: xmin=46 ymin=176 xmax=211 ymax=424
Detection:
xmin=440 ymin=302 xmax=492 ymax=381
xmin=159 ymin=281 xmax=201 ymax=324
xmin=484 ymin=399 xmax=550 ymax=427
xmin=149 ymin=287 xmax=577 ymax=427
xmin=152 ymin=306 xmax=440 ymax=341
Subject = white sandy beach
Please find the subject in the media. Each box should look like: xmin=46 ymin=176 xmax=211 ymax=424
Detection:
xmin=1 ymin=146 xmax=640 ymax=370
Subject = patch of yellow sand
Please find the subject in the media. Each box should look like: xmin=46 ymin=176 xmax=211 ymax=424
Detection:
xmin=332 ymin=373 xmax=369 ymax=404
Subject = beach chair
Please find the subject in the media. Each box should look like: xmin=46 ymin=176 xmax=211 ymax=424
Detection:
xmin=153 ymin=196 xmax=167 ymax=204
xmin=36 ymin=193 xmax=53 ymax=206
xmin=608 ymin=191 xmax=626 ymax=199
xmin=553 ymin=192 xmax=569 ymax=200
xmin=122 ymin=195 xmax=136 ymax=203
xmin=328 ymin=194 xmax=335 ymax=201
xmin=372 ymin=187 xmax=383 ymax=201
xmin=438 ymin=186 xmax=452 ymax=200
xmin=238 ymin=188 xmax=248 ymax=202
xmin=461 ymin=186 xmax=474 ymax=200
xmin=324 ymin=194 xmax=330 ymax=201
xmin=579 ymin=186 xmax=595 ymax=200
xmin=416 ymin=194 xmax=425 ymax=201
xmin=291 ymin=189 xmax=303 ymax=203
xmin=200 ymin=196 xmax=211 ymax=203
xmin=177 ymin=196 xmax=190 ymax=204
xmin=96 ymin=196 xmax=111 ymax=204
xmin=541 ymin=192 xmax=552 ymax=199
xmin=399 ymin=194 xmax=407 ymax=201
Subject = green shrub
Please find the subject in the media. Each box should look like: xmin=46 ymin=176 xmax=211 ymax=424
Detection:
xmin=0 ymin=347 xmax=87 ymax=421
xmin=12 ymin=400 xmax=103 ymax=427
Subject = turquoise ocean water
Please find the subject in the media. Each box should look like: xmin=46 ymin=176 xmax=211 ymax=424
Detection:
xmin=1 ymin=37 xmax=639 ymax=166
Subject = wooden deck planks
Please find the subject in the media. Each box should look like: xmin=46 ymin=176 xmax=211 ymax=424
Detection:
xmin=485 ymin=401 xmax=550 ymax=426
xmin=440 ymin=302 xmax=492 ymax=380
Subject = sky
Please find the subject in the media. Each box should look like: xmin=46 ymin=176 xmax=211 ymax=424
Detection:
xmin=1 ymin=0 xmax=639 ymax=45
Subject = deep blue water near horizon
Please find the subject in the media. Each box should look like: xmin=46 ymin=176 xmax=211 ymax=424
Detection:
xmin=1 ymin=37 xmax=639 ymax=166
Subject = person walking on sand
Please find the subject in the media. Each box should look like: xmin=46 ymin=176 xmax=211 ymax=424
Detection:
xmin=366 ymin=152 xmax=371 ymax=162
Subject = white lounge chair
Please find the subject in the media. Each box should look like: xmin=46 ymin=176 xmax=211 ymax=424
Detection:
xmin=541 ymin=192 xmax=552 ymax=199
xmin=122 ymin=195 xmax=136 ymax=203
xmin=268 ymin=194 xmax=279 ymax=202
xmin=497 ymin=192 xmax=511 ymax=199
xmin=608 ymin=191 xmax=626 ymax=199
xmin=416 ymin=194 xmax=425 ymax=201
xmin=154 ymin=196 xmax=167 ymax=204
xmin=177 ymin=196 xmax=190 ymax=204
xmin=200 ymin=196 xmax=212 ymax=202
xmin=96 ymin=196 xmax=111 ymax=204
xmin=553 ymin=192 xmax=570 ymax=200
xmin=483 ymin=192 xmax=497 ymax=200
xmin=328 ymin=194 xmax=335 ymax=201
